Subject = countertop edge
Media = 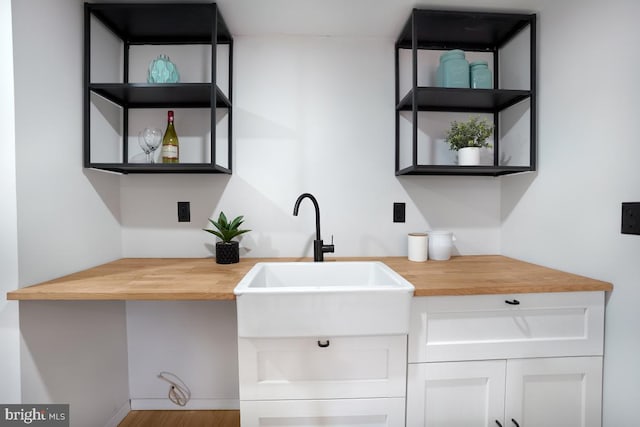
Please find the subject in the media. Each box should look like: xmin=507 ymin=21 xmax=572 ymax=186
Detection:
xmin=6 ymin=256 xmax=614 ymax=301
xmin=413 ymin=283 xmax=613 ymax=297
xmin=6 ymin=292 xmax=238 ymax=301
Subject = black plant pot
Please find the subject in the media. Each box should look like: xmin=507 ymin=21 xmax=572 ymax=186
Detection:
xmin=216 ymin=241 xmax=239 ymax=264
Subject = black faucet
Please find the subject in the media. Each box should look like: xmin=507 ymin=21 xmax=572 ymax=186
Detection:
xmin=293 ymin=193 xmax=335 ymax=262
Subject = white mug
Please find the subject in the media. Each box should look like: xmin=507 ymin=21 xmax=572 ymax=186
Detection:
xmin=428 ymin=230 xmax=456 ymax=260
xmin=408 ymin=233 xmax=428 ymax=262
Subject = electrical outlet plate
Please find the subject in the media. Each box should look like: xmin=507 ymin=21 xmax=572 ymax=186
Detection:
xmin=178 ymin=201 xmax=190 ymax=222
xmin=621 ymin=202 xmax=640 ymax=235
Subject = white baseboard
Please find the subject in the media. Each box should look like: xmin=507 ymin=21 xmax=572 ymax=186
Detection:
xmin=104 ymin=401 xmax=131 ymax=427
xmin=130 ymin=398 xmax=240 ymax=410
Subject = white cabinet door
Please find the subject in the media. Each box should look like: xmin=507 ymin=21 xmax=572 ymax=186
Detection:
xmin=407 ymin=357 xmax=603 ymax=427
xmin=505 ymin=357 xmax=603 ymax=427
xmin=238 ymin=335 xmax=407 ymax=400
xmin=240 ymin=397 xmax=406 ymax=427
xmin=407 ymin=360 xmax=506 ymax=427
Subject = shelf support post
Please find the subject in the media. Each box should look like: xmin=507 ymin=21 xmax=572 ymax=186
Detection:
xmin=122 ymin=41 xmax=130 ymax=165
xmin=210 ymin=4 xmax=218 ymax=169
xmin=227 ymin=37 xmax=233 ymax=172
xmin=394 ymin=40 xmax=400 ymax=173
xmin=83 ymin=4 xmax=91 ymax=168
xmin=529 ymin=14 xmax=537 ymax=171
xmin=493 ymin=46 xmax=500 ymax=167
xmin=411 ymin=11 xmax=418 ymax=169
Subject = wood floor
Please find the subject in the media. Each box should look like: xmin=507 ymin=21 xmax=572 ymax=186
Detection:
xmin=118 ymin=410 xmax=240 ymax=427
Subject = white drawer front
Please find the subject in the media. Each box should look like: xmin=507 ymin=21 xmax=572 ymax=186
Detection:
xmin=239 ymin=335 xmax=407 ymax=400
xmin=409 ymin=291 xmax=604 ymax=362
xmin=240 ymin=398 xmax=406 ymax=427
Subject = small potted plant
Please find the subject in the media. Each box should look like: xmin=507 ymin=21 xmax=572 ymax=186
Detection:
xmin=204 ymin=212 xmax=250 ymax=264
xmin=444 ymin=116 xmax=494 ymax=166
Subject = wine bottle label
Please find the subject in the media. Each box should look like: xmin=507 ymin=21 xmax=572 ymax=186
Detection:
xmin=162 ymin=145 xmax=178 ymax=158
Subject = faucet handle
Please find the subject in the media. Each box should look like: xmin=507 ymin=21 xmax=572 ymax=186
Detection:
xmin=323 ymin=235 xmax=335 ymax=254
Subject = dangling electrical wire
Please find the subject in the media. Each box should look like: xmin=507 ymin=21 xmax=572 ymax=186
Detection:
xmin=158 ymin=371 xmax=191 ymax=407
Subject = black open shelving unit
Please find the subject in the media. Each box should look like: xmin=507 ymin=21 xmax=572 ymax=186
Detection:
xmin=395 ymin=9 xmax=537 ymax=177
xmin=84 ymin=3 xmax=233 ymax=174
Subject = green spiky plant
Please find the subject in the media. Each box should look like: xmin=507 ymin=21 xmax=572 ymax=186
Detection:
xmin=445 ymin=116 xmax=494 ymax=151
xmin=204 ymin=212 xmax=251 ymax=243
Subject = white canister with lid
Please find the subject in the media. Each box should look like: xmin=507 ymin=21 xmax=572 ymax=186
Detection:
xmin=408 ymin=233 xmax=428 ymax=262
xmin=428 ymin=230 xmax=456 ymax=260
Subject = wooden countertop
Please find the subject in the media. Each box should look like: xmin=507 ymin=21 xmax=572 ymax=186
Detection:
xmin=6 ymin=256 xmax=612 ymax=301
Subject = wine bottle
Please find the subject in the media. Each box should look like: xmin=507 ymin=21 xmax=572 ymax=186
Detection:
xmin=161 ymin=110 xmax=179 ymax=163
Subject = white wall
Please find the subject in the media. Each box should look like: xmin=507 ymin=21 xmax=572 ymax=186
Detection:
xmin=122 ymin=35 xmax=502 ymax=409
xmin=13 ymin=0 xmax=637 ymax=423
xmin=126 ymin=301 xmax=239 ymax=410
xmin=121 ymin=36 xmax=502 ymax=258
xmin=13 ymin=0 xmax=122 ymax=287
xmin=12 ymin=0 xmax=128 ymax=425
xmin=0 ymin=0 xmax=21 ymax=405
xmin=20 ymin=302 xmax=130 ymax=427
xmin=500 ymin=0 xmax=640 ymax=425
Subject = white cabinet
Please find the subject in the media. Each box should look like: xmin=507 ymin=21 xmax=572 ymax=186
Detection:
xmin=408 ymin=357 xmax=603 ymax=427
xmin=238 ymin=335 xmax=407 ymax=426
xmin=407 ymin=292 xmax=605 ymax=427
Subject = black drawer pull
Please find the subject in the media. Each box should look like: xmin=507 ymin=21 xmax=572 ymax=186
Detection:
xmin=505 ymin=299 xmax=520 ymax=305
xmin=317 ymin=340 xmax=330 ymax=348
xmin=511 ymin=419 xmax=520 ymax=427
xmin=496 ymin=421 xmax=503 ymax=427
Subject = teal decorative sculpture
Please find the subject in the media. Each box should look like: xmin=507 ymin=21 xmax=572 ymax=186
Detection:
xmin=147 ymin=54 xmax=180 ymax=83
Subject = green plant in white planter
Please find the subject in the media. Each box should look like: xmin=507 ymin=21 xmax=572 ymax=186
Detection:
xmin=204 ymin=212 xmax=250 ymax=264
xmin=445 ymin=116 xmax=494 ymax=165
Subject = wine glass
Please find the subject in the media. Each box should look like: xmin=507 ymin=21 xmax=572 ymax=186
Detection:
xmin=138 ymin=128 xmax=163 ymax=163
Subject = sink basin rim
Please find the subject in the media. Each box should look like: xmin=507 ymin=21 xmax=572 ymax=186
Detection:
xmin=234 ymin=261 xmax=414 ymax=337
xmin=234 ymin=261 xmax=415 ymax=295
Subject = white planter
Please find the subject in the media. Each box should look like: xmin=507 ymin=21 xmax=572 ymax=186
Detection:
xmin=458 ymin=147 xmax=480 ymax=165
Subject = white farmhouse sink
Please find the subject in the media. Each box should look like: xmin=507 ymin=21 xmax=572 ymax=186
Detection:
xmin=234 ymin=261 xmax=414 ymax=338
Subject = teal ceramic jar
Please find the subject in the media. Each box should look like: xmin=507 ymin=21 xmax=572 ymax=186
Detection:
xmin=470 ymin=61 xmax=493 ymax=89
xmin=147 ymin=54 xmax=180 ymax=84
xmin=437 ymin=50 xmax=469 ymax=88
